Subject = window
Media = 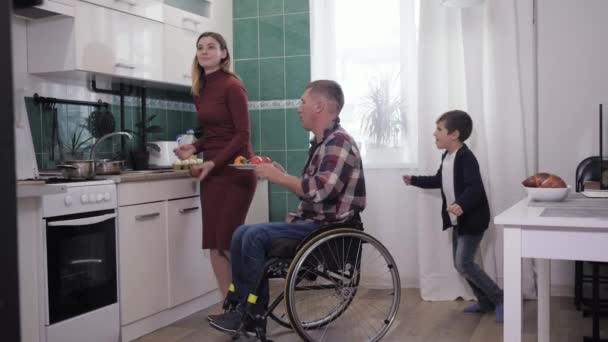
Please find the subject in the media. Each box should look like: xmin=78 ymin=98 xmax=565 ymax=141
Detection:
xmin=311 ymin=0 xmax=419 ymax=167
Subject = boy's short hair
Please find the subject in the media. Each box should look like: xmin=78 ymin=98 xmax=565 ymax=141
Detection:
xmin=306 ymin=80 xmax=344 ymax=113
xmin=436 ymin=110 xmax=473 ymax=142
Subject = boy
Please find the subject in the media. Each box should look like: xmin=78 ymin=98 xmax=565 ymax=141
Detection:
xmin=403 ymin=110 xmax=503 ymax=322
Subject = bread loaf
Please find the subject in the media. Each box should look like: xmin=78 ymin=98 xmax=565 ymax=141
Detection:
xmin=522 ymin=172 xmax=566 ymax=188
xmin=540 ymin=174 xmax=567 ymax=188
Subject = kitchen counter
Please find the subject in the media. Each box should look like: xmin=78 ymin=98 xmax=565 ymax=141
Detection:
xmin=101 ymin=169 xmax=192 ymax=183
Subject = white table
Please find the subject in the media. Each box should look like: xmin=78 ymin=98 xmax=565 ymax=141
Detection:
xmin=494 ymin=198 xmax=608 ymax=342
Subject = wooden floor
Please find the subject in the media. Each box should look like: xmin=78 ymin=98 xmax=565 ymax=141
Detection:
xmin=136 ymin=289 xmax=607 ymax=342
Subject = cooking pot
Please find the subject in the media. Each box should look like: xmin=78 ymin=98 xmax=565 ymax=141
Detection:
xmin=56 ymin=160 xmax=96 ymax=179
xmin=96 ymin=159 xmax=124 ymax=175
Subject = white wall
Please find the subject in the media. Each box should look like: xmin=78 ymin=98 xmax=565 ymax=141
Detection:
xmin=537 ymin=0 xmax=608 ymax=291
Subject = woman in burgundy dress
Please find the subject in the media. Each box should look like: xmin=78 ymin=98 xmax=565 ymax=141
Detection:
xmin=174 ymin=32 xmax=256 ymax=295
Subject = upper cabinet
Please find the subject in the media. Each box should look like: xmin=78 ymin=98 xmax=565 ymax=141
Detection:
xmin=81 ymin=0 xmax=164 ymax=22
xmin=25 ymin=0 xmax=232 ymax=87
xmin=164 ymin=0 xmax=210 ymax=18
xmin=27 ymin=1 xmax=164 ymax=82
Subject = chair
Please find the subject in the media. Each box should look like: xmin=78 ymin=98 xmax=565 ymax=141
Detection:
xmin=228 ymin=221 xmax=401 ymax=342
xmin=574 ymin=156 xmax=608 ymax=341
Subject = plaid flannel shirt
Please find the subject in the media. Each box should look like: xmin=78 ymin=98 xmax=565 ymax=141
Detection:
xmin=287 ymin=119 xmax=366 ymax=223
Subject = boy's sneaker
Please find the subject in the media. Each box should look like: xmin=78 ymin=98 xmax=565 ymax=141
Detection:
xmin=495 ymin=303 xmax=504 ymax=323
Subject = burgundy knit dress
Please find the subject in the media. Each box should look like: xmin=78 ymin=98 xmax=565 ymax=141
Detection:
xmin=192 ymin=70 xmax=256 ymax=250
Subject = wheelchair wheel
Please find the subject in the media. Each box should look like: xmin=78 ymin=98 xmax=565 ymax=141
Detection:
xmin=284 ymin=228 xmax=400 ymax=342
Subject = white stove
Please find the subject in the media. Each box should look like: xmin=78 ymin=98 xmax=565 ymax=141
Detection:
xmin=41 ymin=177 xmax=119 ymax=342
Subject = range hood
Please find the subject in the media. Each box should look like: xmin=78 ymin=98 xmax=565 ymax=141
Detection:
xmin=14 ymin=0 xmax=74 ymax=20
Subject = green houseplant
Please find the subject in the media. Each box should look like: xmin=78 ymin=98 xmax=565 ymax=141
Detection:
xmin=126 ymin=114 xmax=163 ymax=170
xmin=360 ymin=74 xmax=407 ymax=148
xmin=63 ymin=124 xmax=94 ymax=161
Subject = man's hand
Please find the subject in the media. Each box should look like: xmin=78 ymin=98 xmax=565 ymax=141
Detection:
xmin=190 ymin=160 xmax=215 ymax=181
xmin=447 ymin=203 xmax=463 ymax=216
xmin=255 ymin=162 xmax=286 ymax=183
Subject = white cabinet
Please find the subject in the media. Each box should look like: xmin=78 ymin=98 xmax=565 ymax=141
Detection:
xmin=164 ymin=0 xmax=211 ymax=18
xmin=162 ymin=24 xmax=198 ymax=86
xmin=27 ymin=1 xmax=163 ymax=82
xmin=118 ymin=201 xmax=169 ymax=325
xmin=167 ymin=197 xmax=215 ymax=307
xmin=81 ymin=0 xmax=164 ymax=22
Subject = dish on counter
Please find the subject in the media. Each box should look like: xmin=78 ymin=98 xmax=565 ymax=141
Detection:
xmin=525 ymin=185 xmax=571 ymax=202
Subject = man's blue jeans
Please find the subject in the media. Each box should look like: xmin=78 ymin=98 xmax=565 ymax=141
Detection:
xmin=231 ymin=220 xmax=321 ymax=306
xmin=452 ymin=227 xmax=503 ymax=310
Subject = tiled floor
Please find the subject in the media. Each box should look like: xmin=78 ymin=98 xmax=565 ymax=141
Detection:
xmin=136 ymin=289 xmax=607 ymax=342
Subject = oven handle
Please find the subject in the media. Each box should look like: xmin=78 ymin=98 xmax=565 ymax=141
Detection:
xmin=48 ymin=213 xmax=116 ymax=227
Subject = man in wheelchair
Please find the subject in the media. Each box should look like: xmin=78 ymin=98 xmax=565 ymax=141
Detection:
xmin=208 ymin=80 xmax=366 ymax=339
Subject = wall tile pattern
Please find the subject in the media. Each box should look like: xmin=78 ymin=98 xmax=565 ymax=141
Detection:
xmin=233 ymin=0 xmax=311 ymax=221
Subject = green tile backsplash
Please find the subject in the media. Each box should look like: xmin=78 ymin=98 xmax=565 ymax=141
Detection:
xmin=26 ymin=91 xmax=198 ymax=170
xmin=233 ymin=0 xmax=311 ymax=220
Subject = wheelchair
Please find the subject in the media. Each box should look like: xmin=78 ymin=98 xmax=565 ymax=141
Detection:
xmin=230 ymin=220 xmax=401 ymax=342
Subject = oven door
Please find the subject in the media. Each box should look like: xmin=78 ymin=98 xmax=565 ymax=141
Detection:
xmin=45 ymin=209 xmax=117 ymax=324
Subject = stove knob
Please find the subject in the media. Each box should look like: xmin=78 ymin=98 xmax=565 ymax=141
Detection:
xmin=97 ymin=193 xmax=104 ymax=202
xmin=81 ymin=194 xmax=88 ymax=204
xmin=104 ymin=192 xmax=111 ymax=201
xmin=89 ymin=194 xmax=96 ymax=203
xmin=64 ymin=196 xmax=73 ymax=206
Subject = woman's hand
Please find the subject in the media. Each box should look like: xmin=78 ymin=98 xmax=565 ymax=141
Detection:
xmin=174 ymin=144 xmax=196 ymax=160
xmin=190 ymin=160 xmax=215 ymax=181
xmin=402 ymin=175 xmax=412 ymax=185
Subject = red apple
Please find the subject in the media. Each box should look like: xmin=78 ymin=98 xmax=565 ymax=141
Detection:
xmin=249 ymin=156 xmax=264 ymax=164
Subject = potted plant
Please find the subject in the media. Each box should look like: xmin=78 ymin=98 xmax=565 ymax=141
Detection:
xmin=359 ymin=73 xmax=409 ymax=164
xmin=360 ymin=74 xmax=407 ymax=148
xmin=63 ymin=124 xmax=94 ymax=161
xmin=126 ymin=114 xmax=163 ymax=170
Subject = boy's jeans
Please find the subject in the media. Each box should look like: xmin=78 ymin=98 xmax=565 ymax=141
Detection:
xmin=452 ymin=227 xmax=503 ymax=310
xmin=230 ymin=221 xmax=321 ymax=306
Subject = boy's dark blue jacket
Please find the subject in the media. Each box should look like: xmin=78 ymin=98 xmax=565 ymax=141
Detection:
xmin=411 ymin=144 xmax=490 ymax=235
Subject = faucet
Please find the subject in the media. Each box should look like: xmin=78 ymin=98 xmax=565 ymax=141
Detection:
xmin=90 ymin=131 xmax=133 ymax=160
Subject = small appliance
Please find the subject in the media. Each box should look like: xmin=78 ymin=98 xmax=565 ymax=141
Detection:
xmin=147 ymin=141 xmax=179 ymax=168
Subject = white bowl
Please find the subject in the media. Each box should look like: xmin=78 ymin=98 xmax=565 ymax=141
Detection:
xmin=525 ymin=185 xmax=571 ymax=202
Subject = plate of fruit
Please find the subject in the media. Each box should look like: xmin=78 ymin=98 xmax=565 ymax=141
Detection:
xmin=230 ymin=155 xmax=272 ymax=170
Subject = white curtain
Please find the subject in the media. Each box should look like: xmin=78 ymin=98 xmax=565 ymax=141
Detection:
xmin=311 ymin=0 xmax=537 ymax=299
xmin=416 ymin=0 xmax=537 ymax=299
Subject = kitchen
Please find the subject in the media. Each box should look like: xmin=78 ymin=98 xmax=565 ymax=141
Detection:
xmin=4 ymin=0 xmax=608 ymax=342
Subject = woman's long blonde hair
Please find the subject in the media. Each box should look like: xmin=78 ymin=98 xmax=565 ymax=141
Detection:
xmin=191 ymin=32 xmax=238 ymax=97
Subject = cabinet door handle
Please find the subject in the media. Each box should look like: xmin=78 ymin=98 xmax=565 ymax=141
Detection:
xmin=114 ymin=0 xmax=138 ymax=6
xmin=115 ymin=62 xmax=136 ymax=69
xmin=181 ymin=17 xmax=201 ymax=29
xmin=179 ymin=207 xmax=200 ymax=214
xmin=135 ymin=212 xmax=160 ymax=220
